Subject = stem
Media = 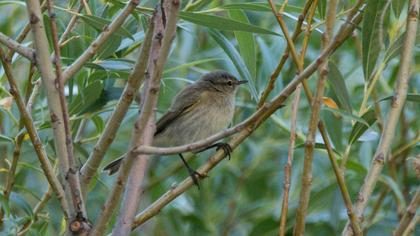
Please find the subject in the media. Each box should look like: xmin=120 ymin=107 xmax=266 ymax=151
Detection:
xmin=0 ymin=48 xmax=70 ymax=220
xmin=343 ymin=1 xmax=419 ymax=235
xmin=80 ymin=7 xmax=156 ymax=190
xmin=112 ymin=1 xmax=180 ymax=235
xmin=0 ymin=32 xmax=35 ymax=61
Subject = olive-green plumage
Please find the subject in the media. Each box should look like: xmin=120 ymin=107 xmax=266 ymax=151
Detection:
xmin=104 ymin=71 xmax=247 ymax=174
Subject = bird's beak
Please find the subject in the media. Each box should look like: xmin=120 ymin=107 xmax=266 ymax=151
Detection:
xmin=236 ymin=80 xmax=248 ymax=85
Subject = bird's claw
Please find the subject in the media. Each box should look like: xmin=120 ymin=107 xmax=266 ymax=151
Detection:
xmin=216 ymin=143 xmax=233 ymax=160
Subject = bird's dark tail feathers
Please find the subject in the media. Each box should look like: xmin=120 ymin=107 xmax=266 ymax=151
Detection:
xmin=103 ymin=157 xmax=124 ymax=175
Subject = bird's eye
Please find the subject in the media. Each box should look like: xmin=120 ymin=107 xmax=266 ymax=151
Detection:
xmin=227 ymin=81 xmax=233 ymax=86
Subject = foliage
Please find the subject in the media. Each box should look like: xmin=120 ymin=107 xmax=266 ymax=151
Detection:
xmin=0 ymin=0 xmax=419 ymax=235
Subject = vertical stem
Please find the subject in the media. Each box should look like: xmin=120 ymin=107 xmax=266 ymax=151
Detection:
xmin=111 ymin=1 xmax=180 ymax=235
xmin=343 ymin=0 xmax=419 ymax=235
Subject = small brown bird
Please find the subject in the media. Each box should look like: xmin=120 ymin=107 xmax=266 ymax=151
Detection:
xmin=104 ymin=71 xmax=247 ymax=187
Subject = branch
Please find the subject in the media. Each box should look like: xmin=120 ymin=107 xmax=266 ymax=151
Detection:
xmin=80 ymin=10 xmax=156 ymax=189
xmin=112 ymin=1 xmax=180 ymax=235
xmin=258 ymin=0 xmax=314 ymax=107
xmin=61 ymin=0 xmax=140 ymax=83
xmin=45 ymin=0 xmax=89 ymax=233
xmin=132 ymin=6 xmax=365 ymax=229
xmin=343 ymin=0 xmax=419 ymax=235
xmin=279 ymin=84 xmax=301 ymax=236
xmin=0 ymin=47 xmax=69 ymax=219
xmin=0 ymin=32 xmax=34 ymax=61
xmin=393 ymin=186 xmax=420 ymax=235
xmin=89 ymin=8 xmax=162 ymax=236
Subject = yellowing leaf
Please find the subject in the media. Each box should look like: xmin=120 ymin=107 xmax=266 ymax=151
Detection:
xmin=322 ymin=97 xmax=339 ymax=109
xmin=22 ymin=133 xmax=30 ymax=141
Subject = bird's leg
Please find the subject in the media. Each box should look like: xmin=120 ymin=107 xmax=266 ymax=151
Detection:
xmin=178 ymin=153 xmax=204 ymax=189
xmin=197 ymin=142 xmax=233 ymax=160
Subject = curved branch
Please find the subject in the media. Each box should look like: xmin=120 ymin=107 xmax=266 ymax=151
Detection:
xmin=0 ymin=32 xmax=34 ymax=61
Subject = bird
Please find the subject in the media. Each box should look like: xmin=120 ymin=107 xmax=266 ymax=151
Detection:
xmin=103 ymin=71 xmax=248 ymax=188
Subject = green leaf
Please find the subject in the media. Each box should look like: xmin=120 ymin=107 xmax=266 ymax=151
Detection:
xmin=91 ymin=115 xmax=104 ymax=134
xmin=208 ymin=29 xmax=258 ymax=100
xmin=392 ymin=0 xmax=405 ymax=17
xmin=69 ymin=80 xmax=105 ymax=115
xmin=327 ymin=63 xmax=352 ymax=112
xmin=348 ymin=109 xmax=377 ymax=145
xmin=295 ymin=142 xmax=343 ymax=158
xmin=163 ymin=58 xmax=224 ymax=74
xmin=385 ymin=31 xmax=420 ymax=63
xmin=0 ymin=134 xmax=14 ymax=143
xmin=323 ymin=107 xmax=369 ymax=126
xmin=318 ymin=0 xmax=327 ymax=19
xmin=179 ymin=12 xmax=280 ymax=36
xmin=79 ymin=14 xmax=133 ymax=39
xmin=217 ymin=2 xmax=304 ymax=14
xmin=362 ymin=0 xmax=388 ymax=80
xmin=378 ymin=93 xmax=420 ymax=103
xmin=379 ymin=175 xmax=406 ymax=210
xmin=0 ymin=1 xmax=25 ymax=7
xmin=10 ymin=192 xmax=33 ymax=218
xmin=228 ymin=10 xmax=256 ymax=78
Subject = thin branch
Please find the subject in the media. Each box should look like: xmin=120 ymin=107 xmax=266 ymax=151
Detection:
xmin=112 ymin=1 xmax=180 ymax=235
xmin=394 ymin=187 xmax=420 ymax=235
xmin=18 ymin=187 xmax=52 ymax=236
xmin=402 ymin=212 xmax=420 ymax=236
xmin=343 ymin=0 xmax=419 ymax=235
xmin=132 ymin=7 xmax=365 ymax=229
xmin=258 ymin=0 xmax=314 ymax=108
xmin=58 ymin=2 xmax=85 ymax=46
xmin=89 ymin=9 xmax=160 ymax=236
xmin=0 ymin=32 xmax=35 ymax=61
xmin=61 ymin=0 xmax=140 ymax=83
xmin=279 ymin=84 xmax=301 ymax=236
xmin=80 ymin=10 xmax=156 ymax=189
xmin=46 ymin=0 xmax=89 ymax=233
xmin=0 ymin=47 xmax=69 ymax=219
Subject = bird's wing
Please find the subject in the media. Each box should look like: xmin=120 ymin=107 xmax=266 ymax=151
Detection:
xmin=155 ymin=85 xmax=203 ymax=136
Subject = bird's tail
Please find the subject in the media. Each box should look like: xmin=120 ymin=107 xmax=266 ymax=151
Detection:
xmin=103 ymin=157 xmax=124 ymax=175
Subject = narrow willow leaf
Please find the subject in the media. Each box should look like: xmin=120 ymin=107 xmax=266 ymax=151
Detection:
xmin=380 ymin=175 xmax=407 ymax=209
xmin=318 ymin=0 xmax=327 ymax=19
xmin=163 ymin=58 xmax=224 ymax=74
xmin=208 ymin=29 xmax=258 ymax=100
xmin=69 ymin=80 xmax=104 ymax=115
xmin=91 ymin=115 xmax=105 ymax=134
xmin=180 ymin=12 xmax=280 ymax=36
xmin=79 ymin=14 xmax=133 ymax=39
xmin=327 ymin=63 xmax=352 ymax=112
xmin=378 ymin=93 xmax=420 ymax=103
xmin=392 ymin=0 xmax=405 ymax=17
xmin=323 ymin=107 xmax=369 ymax=126
xmin=362 ymin=0 xmax=388 ymax=80
xmin=0 ymin=134 xmax=14 ymax=143
xmin=295 ymin=142 xmax=343 ymax=157
xmin=217 ymin=2 xmax=304 ymax=14
xmin=348 ymin=109 xmax=377 ymax=145
xmin=385 ymin=30 xmax=420 ymax=63
xmin=228 ymin=10 xmax=256 ymax=78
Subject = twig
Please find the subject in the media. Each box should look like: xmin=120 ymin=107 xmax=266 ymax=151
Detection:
xmin=89 ymin=9 xmax=160 ymax=236
xmin=17 ymin=187 xmax=52 ymax=236
xmin=394 ymin=186 xmax=420 ymax=235
xmin=279 ymin=84 xmax=301 ymax=236
xmin=58 ymin=2 xmax=85 ymax=46
xmin=45 ymin=0 xmax=89 ymax=233
xmin=80 ymin=9 xmax=156 ymax=190
xmin=258 ymin=0 xmax=314 ymax=108
xmin=0 ymin=64 xmax=35 ymax=224
xmin=132 ymin=7 xmax=365 ymax=229
xmin=0 ymin=47 xmax=69 ymax=220
xmin=61 ymin=0 xmax=140 ymax=83
xmin=343 ymin=0 xmax=419 ymax=235
xmin=112 ymin=1 xmax=180 ymax=235
xmin=0 ymin=32 xmax=35 ymax=61
xmin=402 ymin=213 xmax=420 ymax=236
